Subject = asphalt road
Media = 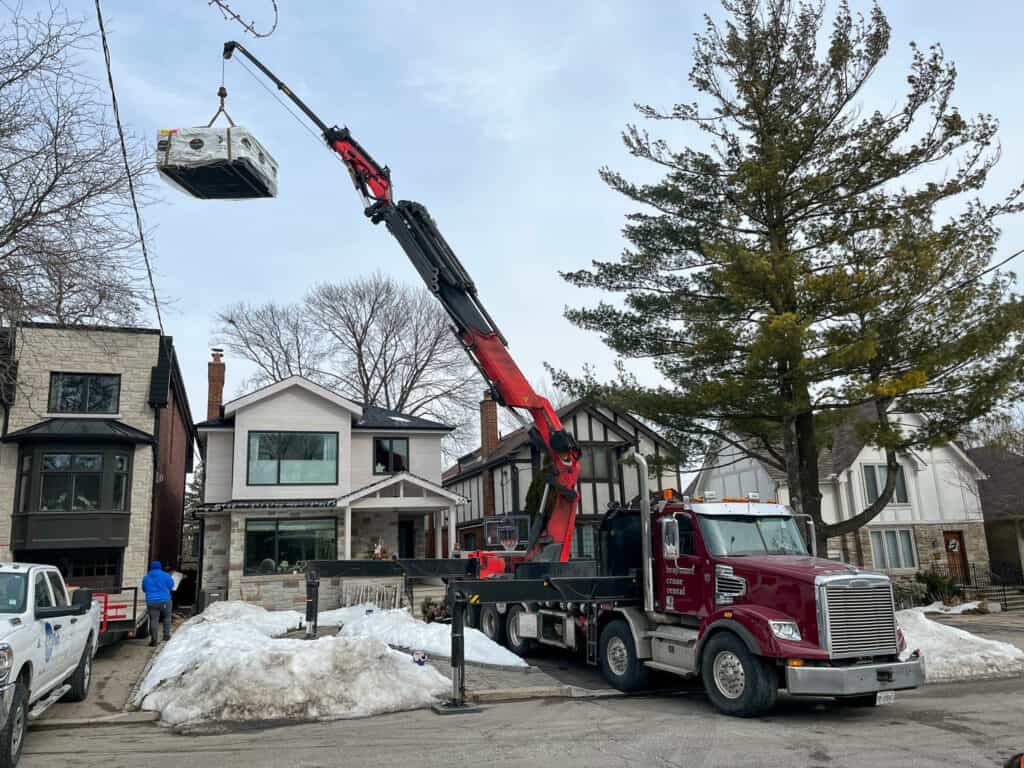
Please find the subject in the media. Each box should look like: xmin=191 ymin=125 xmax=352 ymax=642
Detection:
xmin=22 ymin=677 xmax=1024 ymax=768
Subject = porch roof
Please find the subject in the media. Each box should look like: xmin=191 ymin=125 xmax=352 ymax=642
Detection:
xmin=340 ymin=472 xmax=467 ymax=507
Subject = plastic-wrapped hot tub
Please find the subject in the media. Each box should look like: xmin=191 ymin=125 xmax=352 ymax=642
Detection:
xmin=157 ymin=126 xmax=278 ymax=199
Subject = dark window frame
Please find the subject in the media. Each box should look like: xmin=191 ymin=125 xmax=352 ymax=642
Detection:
xmin=373 ymin=436 xmax=410 ymax=475
xmin=243 ymin=517 xmax=338 ymax=575
xmin=578 ymin=444 xmax=620 ymax=483
xmin=17 ymin=444 xmax=133 ymax=515
xmin=47 ymin=372 xmax=121 ymax=415
xmin=246 ymin=431 xmax=340 ymax=486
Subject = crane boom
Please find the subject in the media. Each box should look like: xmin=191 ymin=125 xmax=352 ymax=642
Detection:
xmin=223 ymin=41 xmax=581 ymax=563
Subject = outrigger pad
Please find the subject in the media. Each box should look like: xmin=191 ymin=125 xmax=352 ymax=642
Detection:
xmin=157 ymin=126 xmax=278 ymax=199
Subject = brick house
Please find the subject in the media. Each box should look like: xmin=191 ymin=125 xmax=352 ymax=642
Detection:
xmin=689 ymin=409 xmax=990 ymax=580
xmin=0 ymin=322 xmax=196 ymax=633
xmin=195 ymin=353 xmax=464 ymax=611
xmin=442 ymin=395 xmax=681 ymax=556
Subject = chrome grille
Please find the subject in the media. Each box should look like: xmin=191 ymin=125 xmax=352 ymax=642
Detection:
xmin=821 ymin=578 xmax=898 ymax=659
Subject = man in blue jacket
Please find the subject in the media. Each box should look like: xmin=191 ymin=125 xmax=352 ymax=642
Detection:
xmin=141 ymin=561 xmax=175 ymax=647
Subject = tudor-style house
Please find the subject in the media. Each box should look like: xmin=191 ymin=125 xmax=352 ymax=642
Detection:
xmin=0 ymin=322 xmax=196 ymax=632
xmin=195 ymin=352 xmax=464 ymax=610
xmin=442 ymin=394 xmax=681 ymax=556
xmin=688 ymin=408 xmax=990 ymax=580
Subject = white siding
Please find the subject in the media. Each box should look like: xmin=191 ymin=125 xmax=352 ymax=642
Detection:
xmin=230 ymin=385 xmax=352 ymax=499
xmin=203 ymin=431 xmax=234 ymax=503
xmin=349 ymin=432 xmax=444 ymax=490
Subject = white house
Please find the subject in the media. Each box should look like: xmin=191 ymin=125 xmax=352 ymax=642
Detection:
xmin=689 ymin=409 xmax=990 ymax=579
xmin=195 ymin=352 xmax=464 ymax=610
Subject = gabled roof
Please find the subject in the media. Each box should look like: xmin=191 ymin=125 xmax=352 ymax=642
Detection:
xmin=442 ymin=399 xmax=665 ymax=484
xmin=1 ymin=418 xmax=154 ymax=444
xmin=223 ymin=375 xmax=362 ymax=417
xmin=966 ymin=446 xmax=1024 ymax=521
xmin=339 ymin=471 xmax=467 ymax=505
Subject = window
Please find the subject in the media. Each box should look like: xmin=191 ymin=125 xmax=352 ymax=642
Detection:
xmin=374 ymin=437 xmax=409 ymax=474
xmin=697 ymin=515 xmax=808 ymax=557
xmin=870 ymin=528 xmax=916 ymax=570
xmin=15 ymin=454 xmax=31 ymax=515
xmin=22 ymin=447 xmax=131 ymax=514
xmin=48 ymin=373 xmax=120 ymax=414
xmin=571 ymin=525 xmax=597 ymax=559
xmin=26 ymin=548 xmax=124 ymax=591
xmin=0 ymin=574 xmax=27 ymax=614
xmin=863 ymin=464 xmax=909 ymax=505
xmin=247 ymin=432 xmax=338 ymax=485
xmin=46 ymin=572 xmax=69 ymax=607
xmin=244 ymin=518 xmax=336 ymax=574
xmin=678 ymin=515 xmax=696 ymax=556
xmin=34 ymin=572 xmax=53 ymax=608
xmin=579 ymin=446 xmax=619 ymax=483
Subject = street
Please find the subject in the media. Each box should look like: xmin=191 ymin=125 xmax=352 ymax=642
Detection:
xmin=22 ymin=677 xmax=1024 ymax=768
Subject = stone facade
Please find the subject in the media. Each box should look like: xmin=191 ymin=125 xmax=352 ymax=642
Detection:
xmin=827 ymin=522 xmax=990 ymax=579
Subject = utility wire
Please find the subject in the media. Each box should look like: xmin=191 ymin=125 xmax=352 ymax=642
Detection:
xmin=94 ymin=0 xmax=163 ymax=334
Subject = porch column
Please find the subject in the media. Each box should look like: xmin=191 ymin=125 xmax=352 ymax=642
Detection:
xmin=344 ymin=505 xmax=352 ymax=560
xmin=435 ymin=509 xmax=443 ymax=559
xmin=448 ymin=504 xmax=457 ymax=555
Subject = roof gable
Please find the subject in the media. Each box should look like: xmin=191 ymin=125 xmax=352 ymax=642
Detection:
xmin=223 ymin=376 xmax=362 ymax=418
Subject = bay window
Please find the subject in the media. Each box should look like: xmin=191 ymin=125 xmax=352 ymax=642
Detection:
xmin=247 ymin=431 xmax=338 ymax=485
xmin=16 ymin=446 xmax=133 ymax=513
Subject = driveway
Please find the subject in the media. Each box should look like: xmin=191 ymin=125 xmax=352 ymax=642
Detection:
xmin=22 ymin=677 xmax=1024 ymax=767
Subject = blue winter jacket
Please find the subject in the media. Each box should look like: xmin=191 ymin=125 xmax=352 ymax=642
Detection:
xmin=141 ymin=561 xmax=175 ymax=604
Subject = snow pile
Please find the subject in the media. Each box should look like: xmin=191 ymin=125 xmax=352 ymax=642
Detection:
xmin=134 ymin=602 xmax=448 ymax=726
xmin=919 ymin=601 xmax=981 ymax=615
xmin=339 ymin=608 xmax=529 ymax=668
xmin=898 ymin=608 xmax=1024 ymax=682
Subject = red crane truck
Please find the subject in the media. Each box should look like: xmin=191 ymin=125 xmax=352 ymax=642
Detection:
xmin=203 ymin=43 xmax=924 ymax=716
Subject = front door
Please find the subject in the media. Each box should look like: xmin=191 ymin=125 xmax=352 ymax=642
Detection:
xmin=943 ymin=531 xmax=969 ymax=585
xmin=397 ymin=519 xmax=416 ymax=559
xmin=656 ymin=513 xmax=703 ymax=617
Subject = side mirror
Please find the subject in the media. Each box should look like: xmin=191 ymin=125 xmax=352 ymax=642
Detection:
xmin=71 ymin=589 xmax=93 ymax=614
xmin=661 ymin=517 xmax=680 ymax=560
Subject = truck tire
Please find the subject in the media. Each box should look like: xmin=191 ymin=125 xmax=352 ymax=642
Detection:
xmin=505 ymin=605 xmax=536 ymax=657
xmin=599 ymin=619 xmax=649 ymax=692
xmin=0 ymin=680 xmax=27 ymax=768
xmin=700 ymin=632 xmax=777 ymax=717
xmin=62 ymin=639 xmax=93 ymax=702
xmin=479 ymin=605 xmax=506 ymax=645
xmin=464 ymin=605 xmax=480 ymax=630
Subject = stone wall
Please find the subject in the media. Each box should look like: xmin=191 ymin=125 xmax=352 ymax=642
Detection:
xmin=200 ymin=511 xmax=230 ymax=596
xmin=350 ymin=509 xmax=398 ymax=560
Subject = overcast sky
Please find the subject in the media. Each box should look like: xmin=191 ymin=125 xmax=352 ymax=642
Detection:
xmin=82 ymin=1 xmax=1024 ymax=425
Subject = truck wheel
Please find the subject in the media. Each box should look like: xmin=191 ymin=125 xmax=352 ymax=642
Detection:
xmin=464 ymin=605 xmax=480 ymax=630
xmin=599 ymin=619 xmax=649 ymax=692
xmin=0 ymin=680 xmax=27 ymax=768
xmin=62 ymin=640 xmax=93 ymax=702
xmin=479 ymin=605 xmax=506 ymax=645
xmin=505 ymin=605 xmax=536 ymax=657
xmin=700 ymin=632 xmax=777 ymax=717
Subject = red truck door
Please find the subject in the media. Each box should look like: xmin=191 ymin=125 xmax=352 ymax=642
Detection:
xmin=655 ymin=512 xmax=704 ymax=616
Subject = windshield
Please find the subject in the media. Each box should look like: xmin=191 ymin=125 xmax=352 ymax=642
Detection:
xmin=698 ymin=515 xmax=808 ymax=557
xmin=0 ymin=574 xmax=27 ymax=614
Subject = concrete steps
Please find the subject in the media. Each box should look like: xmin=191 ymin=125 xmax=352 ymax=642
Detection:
xmin=972 ymin=586 xmax=1024 ymax=612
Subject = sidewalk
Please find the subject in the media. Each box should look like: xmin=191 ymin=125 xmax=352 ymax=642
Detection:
xmin=31 ymin=639 xmax=159 ymax=730
xmin=931 ymin=610 xmax=1024 ymax=650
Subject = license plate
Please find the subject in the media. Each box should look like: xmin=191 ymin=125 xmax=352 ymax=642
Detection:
xmin=876 ymin=691 xmax=896 ymax=706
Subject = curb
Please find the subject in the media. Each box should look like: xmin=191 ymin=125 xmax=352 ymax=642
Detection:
xmin=30 ymin=711 xmax=159 ymax=731
xmin=124 ymin=644 xmax=161 ymax=712
xmin=468 ymin=684 xmax=623 ymax=703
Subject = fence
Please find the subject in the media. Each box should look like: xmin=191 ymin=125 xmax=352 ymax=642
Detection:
xmin=339 ymin=580 xmax=405 ymax=610
xmin=921 ymin=560 xmax=1023 ymax=611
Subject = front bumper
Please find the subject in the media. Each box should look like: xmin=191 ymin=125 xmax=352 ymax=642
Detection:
xmin=785 ymin=654 xmax=925 ymax=697
xmin=0 ymin=680 xmax=14 ymax=730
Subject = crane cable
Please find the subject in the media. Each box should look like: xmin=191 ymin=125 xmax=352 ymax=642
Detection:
xmin=94 ymin=0 xmax=164 ymax=334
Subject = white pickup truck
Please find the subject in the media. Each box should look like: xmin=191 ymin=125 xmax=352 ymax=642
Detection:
xmin=0 ymin=564 xmax=100 ymax=767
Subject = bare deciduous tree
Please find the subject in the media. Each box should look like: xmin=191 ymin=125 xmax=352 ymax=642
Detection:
xmin=215 ymin=273 xmax=479 ymax=457
xmin=0 ymin=3 xmax=151 ymax=335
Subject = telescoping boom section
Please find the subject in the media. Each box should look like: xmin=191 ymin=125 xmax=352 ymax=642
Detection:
xmin=221 ymin=41 xmax=581 ymax=565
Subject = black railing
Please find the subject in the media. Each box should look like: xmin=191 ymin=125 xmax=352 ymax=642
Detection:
xmin=921 ymin=560 xmax=1023 ymax=610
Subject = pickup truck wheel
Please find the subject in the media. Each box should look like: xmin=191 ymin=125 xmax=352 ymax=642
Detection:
xmin=479 ymin=606 xmax=506 ymax=645
xmin=0 ymin=681 xmax=27 ymax=768
xmin=599 ymin=619 xmax=649 ymax=692
xmin=62 ymin=641 xmax=93 ymax=702
xmin=700 ymin=632 xmax=777 ymax=717
xmin=505 ymin=605 xmax=536 ymax=657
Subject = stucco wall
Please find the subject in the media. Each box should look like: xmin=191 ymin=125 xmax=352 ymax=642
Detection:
xmin=349 ymin=432 xmax=444 ymax=491
xmin=202 ymin=431 xmax=234 ymax=504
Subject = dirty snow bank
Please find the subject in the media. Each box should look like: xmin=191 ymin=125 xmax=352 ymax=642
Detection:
xmin=919 ymin=601 xmax=981 ymax=615
xmin=898 ymin=608 xmax=1024 ymax=682
xmin=339 ymin=608 xmax=529 ymax=668
xmin=133 ymin=602 xmax=448 ymax=726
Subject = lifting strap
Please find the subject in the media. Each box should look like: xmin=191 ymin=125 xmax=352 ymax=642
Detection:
xmin=206 ymin=86 xmax=236 ymax=127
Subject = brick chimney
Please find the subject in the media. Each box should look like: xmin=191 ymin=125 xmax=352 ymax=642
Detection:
xmin=480 ymin=391 xmax=499 ymax=459
xmin=480 ymin=391 xmax=499 ymax=518
xmin=207 ymin=348 xmax=225 ymax=421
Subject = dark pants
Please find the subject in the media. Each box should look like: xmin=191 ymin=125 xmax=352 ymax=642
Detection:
xmin=148 ymin=600 xmax=172 ymax=642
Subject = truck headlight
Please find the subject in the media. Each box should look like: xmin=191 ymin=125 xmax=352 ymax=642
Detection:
xmin=769 ymin=620 xmax=802 ymax=642
xmin=0 ymin=644 xmax=12 ymax=682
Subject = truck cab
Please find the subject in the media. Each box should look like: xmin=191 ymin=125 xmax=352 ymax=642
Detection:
xmin=596 ymin=495 xmax=925 ymax=714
